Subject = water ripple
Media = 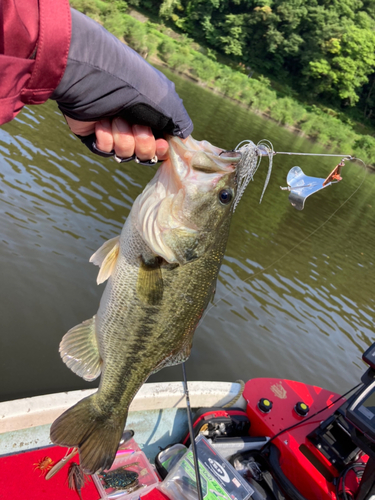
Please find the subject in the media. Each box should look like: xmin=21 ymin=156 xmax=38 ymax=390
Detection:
xmin=0 ymin=93 xmax=374 ymax=401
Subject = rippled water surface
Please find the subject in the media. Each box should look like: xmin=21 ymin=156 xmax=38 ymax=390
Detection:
xmin=0 ymin=69 xmax=374 ymax=402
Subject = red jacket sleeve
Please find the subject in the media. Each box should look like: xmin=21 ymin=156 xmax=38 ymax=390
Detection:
xmin=0 ymin=0 xmax=71 ymax=125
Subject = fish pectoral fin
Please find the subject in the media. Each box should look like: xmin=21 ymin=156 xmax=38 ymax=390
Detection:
xmin=137 ymin=256 xmax=164 ymax=306
xmin=90 ymin=235 xmax=120 ymax=284
xmin=151 ymin=342 xmax=193 ymax=374
xmin=60 ymin=317 xmax=102 ymax=381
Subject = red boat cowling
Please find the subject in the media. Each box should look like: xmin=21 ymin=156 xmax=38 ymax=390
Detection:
xmin=243 ymin=378 xmax=364 ymax=500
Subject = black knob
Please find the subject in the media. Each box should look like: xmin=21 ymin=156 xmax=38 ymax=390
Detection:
xmin=258 ymin=398 xmax=273 ymax=413
xmin=295 ymin=402 xmax=309 ymax=416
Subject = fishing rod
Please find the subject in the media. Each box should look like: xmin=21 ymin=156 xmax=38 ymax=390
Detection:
xmin=182 ymin=362 xmax=204 ymax=500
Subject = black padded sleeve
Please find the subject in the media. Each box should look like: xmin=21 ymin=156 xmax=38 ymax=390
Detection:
xmin=51 ymin=8 xmax=193 ymax=139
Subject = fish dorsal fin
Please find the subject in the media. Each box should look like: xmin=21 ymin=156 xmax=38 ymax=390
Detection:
xmin=90 ymin=236 xmax=120 ymax=284
xmin=151 ymin=341 xmax=193 ymax=374
xmin=59 ymin=317 xmax=102 ymax=381
xmin=137 ymin=257 xmax=164 ymax=306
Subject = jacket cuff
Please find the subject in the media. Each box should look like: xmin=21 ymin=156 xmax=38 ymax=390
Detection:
xmin=21 ymin=0 xmax=71 ymax=105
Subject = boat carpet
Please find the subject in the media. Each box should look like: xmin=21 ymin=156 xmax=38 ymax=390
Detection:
xmin=0 ymin=445 xmax=169 ymax=500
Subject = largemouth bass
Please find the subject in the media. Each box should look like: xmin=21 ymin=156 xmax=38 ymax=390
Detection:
xmin=50 ymin=135 xmax=243 ymax=474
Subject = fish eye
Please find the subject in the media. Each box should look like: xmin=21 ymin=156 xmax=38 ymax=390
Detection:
xmin=218 ymin=189 xmax=233 ymax=205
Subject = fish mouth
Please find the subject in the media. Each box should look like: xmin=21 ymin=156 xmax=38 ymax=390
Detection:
xmin=167 ymin=136 xmax=242 ymax=180
xmin=135 ymin=136 xmax=242 ymax=263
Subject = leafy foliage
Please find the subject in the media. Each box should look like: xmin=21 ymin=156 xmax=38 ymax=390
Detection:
xmin=129 ymin=0 xmax=375 ymax=116
xmin=70 ymin=0 xmax=375 ymax=165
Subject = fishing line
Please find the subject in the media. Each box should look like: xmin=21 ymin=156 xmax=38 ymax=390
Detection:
xmin=236 ymin=139 xmax=354 ymax=158
xmin=263 ymin=382 xmax=362 ymax=447
xmin=182 ymin=362 xmax=204 ymax=500
xmin=202 ymin=154 xmax=367 ymax=321
xmin=274 ymin=152 xmax=354 ymax=157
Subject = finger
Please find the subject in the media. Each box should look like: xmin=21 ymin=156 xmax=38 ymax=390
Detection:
xmin=155 ymin=138 xmax=169 ymax=160
xmin=65 ymin=116 xmax=96 ymax=136
xmin=112 ymin=118 xmax=135 ymax=158
xmin=133 ymin=125 xmax=156 ymax=161
xmin=95 ymin=119 xmax=114 ymax=153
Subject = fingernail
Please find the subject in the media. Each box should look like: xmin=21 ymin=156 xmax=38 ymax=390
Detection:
xmin=133 ymin=125 xmax=151 ymax=139
xmin=103 ymin=118 xmax=113 ymax=128
xmin=158 ymin=146 xmax=169 ymax=160
xmin=113 ymin=117 xmax=131 ymax=134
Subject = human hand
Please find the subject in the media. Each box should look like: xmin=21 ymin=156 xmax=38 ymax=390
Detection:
xmin=51 ymin=9 xmax=193 ymax=163
xmin=65 ymin=117 xmax=169 ymax=162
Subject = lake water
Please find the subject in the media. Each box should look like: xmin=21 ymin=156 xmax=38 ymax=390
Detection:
xmin=0 ymin=68 xmax=374 ymax=403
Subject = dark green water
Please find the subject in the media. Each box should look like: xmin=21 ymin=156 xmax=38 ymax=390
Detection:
xmin=0 ymin=69 xmax=374 ymax=403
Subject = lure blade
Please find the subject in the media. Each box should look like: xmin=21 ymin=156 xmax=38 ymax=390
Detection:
xmin=281 ymin=164 xmax=344 ymax=210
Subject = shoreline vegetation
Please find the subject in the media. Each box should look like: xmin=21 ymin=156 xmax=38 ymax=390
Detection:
xmin=71 ymin=0 xmax=375 ymax=168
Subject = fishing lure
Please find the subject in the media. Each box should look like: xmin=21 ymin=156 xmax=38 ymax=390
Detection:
xmin=99 ymin=465 xmax=140 ymax=492
xmin=232 ymin=139 xmax=354 ymax=210
xmin=119 ymin=429 xmax=135 ymax=447
xmin=116 ymin=449 xmax=136 ymax=457
xmin=323 ymin=160 xmax=344 ymax=186
xmin=68 ymin=462 xmax=87 ymax=500
xmin=229 ymin=139 xmax=274 ymax=211
xmin=45 ymin=447 xmax=78 ymax=480
xmin=33 ymin=456 xmax=54 ymax=476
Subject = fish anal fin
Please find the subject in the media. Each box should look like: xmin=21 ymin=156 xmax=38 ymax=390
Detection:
xmin=137 ymin=257 xmax=164 ymax=306
xmin=60 ymin=317 xmax=102 ymax=382
xmin=90 ymin=236 xmax=120 ymax=284
xmin=152 ymin=342 xmax=192 ymax=374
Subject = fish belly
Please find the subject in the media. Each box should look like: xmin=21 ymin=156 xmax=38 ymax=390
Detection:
xmin=94 ymin=213 xmax=223 ymax=410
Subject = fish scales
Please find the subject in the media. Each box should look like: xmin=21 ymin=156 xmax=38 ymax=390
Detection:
xmin=96 ymin=216 xmax=230 ymax=406
xmin=50 ymin=136 xmax=243 ymax=474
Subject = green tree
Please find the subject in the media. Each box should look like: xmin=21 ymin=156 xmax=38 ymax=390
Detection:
xmin=306 ymin=24 xmax=375 ymax=105
xmin=218 ymin=14 xmax=245 ymax=56
xmin=129 ymin=0 xmax=375 ymax=124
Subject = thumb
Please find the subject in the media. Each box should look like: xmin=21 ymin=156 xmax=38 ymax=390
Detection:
xmin=64 ymin=115 xmax=96 ymax=136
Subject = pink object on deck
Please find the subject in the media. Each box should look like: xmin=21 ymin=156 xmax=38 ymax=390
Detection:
xmin=1 ymin=444 xmax=171 ymax=499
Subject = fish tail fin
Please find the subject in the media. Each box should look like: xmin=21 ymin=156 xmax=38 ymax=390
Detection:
xmin=50 ymin=394 xmax=127 ymax=474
